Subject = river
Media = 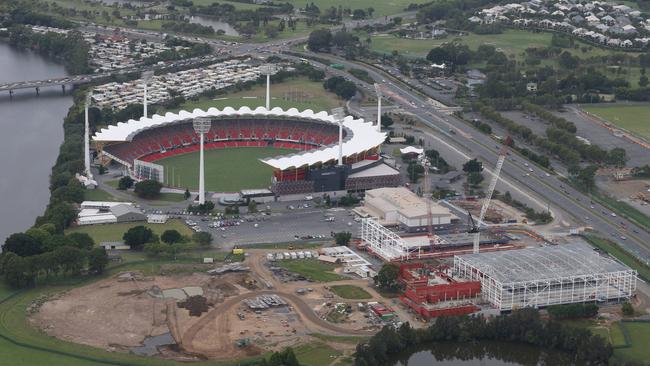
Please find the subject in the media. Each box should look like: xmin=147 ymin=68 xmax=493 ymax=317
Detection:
xmin=389 ymin=341 xmax=580 ymax=366
xmin=0 ymin=43 xmax=72 ymax=243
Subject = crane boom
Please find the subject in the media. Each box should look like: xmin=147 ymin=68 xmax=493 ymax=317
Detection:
xmin=473 ymin=146 xmax=507 ymax=254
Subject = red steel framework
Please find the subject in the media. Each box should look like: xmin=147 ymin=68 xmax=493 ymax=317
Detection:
xmin=398 ymin=263 xmax=481 ymax=318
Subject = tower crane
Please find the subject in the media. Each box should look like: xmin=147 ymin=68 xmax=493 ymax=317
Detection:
xmin=472 ymin=143 xmax=508 ymax=254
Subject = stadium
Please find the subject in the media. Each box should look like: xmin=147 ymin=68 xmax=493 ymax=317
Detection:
xmin=93 ymin=106 xmax=401 ymax=194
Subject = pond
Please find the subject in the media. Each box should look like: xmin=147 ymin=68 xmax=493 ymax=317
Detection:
xmin=390 ymin=341 xmax=581 ymax=366
xmin=187 ymin=15 xmax=240 ymax=36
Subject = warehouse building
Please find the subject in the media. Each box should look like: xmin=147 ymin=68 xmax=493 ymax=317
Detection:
xmin=358 ymin=187 xmax=457 ymax=232
xmin=453 ymin=242 xmax=637 ymax=311
xmin=78 ymin=201 xmax=146 ymax=225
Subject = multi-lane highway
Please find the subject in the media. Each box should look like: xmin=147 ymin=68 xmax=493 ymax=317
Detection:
xmin=284 ymin=50 xmax=650 ymax=263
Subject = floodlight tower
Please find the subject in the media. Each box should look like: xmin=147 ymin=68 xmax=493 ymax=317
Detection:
xmin=193 ymin=117 xmax=212 ymax=205
xmin=259 ymin=63 xmax=277 ymax=110
xmin=84 ymin=92 xmax=92 ymax=178
xmin=374 ymin=83 xmax=382 ymax=132
xmin=142 ymin=70 xmax=154 ymax=118
xmin=332 ymin=107 xmax=345 ymax=166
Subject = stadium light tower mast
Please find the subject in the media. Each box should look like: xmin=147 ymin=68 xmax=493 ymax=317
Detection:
xmin=374 ymin=83 xmax=382 ymax=132
xmin=332 ymin=107 xmax=345 ymax=166
xmin=193 ymin=117 xmax=212 ymax=205
xmin=84 ymin=92 xmax=92 ymax=178
xmin=259 ymin=64 xmax=277 ymax=110
xmin=142 ymin=70 xmax=154 ymax=118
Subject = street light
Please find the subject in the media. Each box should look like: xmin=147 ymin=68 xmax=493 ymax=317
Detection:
xmin=374 ymin=83 xmax=382 ymax=132
xmin=84 ymin=92 xmax=93 ymax=178
xmin=142 ymin=70 xmax=154 ymax=118
xmin=193 ymin=117 xmax=212 ymax=205
xmin=259 ymin=63 xmax=278 ymax=110
xmin=331 ymin=107 xmax=345 ymax=166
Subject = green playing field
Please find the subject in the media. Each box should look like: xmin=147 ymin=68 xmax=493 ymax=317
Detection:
xmin=155 ymin=147 xmax=294 ymax=192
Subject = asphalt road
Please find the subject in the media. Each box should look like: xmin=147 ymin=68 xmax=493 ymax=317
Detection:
xmin=287 ymin=50 xmax=650 ymax=263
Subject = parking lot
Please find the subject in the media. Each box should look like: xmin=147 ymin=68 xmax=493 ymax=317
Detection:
xmin=182 ymin=205 xmax=361 ymax=249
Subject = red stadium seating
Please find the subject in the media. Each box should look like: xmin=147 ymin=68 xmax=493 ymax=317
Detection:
xmin=104 ymin=119 xmax=342 ymax=167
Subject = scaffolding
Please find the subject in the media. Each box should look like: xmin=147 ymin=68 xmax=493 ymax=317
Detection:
xmin=361 ymin=218 xmax=416 ymax=261
xmin=453 ymin=243 xmax=637 ymax=311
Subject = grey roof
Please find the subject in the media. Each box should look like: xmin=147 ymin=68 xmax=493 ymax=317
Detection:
xmin=110 ymin=204 xmax=143 ymax=217
xmin=456 ymin=242 xmax=633 ymax=284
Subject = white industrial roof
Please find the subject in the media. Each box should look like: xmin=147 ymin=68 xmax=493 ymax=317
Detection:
xmin=456 ymin=242 xmax=633 ymax=284
xmin=93 ymin=106 xmax=385 ymax=171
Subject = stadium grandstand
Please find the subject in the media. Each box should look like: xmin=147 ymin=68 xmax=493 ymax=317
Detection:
xmin=93 ymin=106 xmax=401 ymax=194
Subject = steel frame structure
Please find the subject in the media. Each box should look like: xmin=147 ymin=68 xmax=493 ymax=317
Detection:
xmin=453 ymin=244 xmax=637 ymax=311
xmin=361 ymin=218 xmax=417 ymax=261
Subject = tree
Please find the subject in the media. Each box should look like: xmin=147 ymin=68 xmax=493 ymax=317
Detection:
xmin=264 ymin=24 xmax=279 ymax=38
xmin=407 ymin=161 xmax=424 ymax=183
xmin=381 ymin=113 xmax=394 ymax=128
xmin=621 ymin=302 xmax=634 ymax=316
xmin=374 ymin=263 xmax=401 ymax=292
xmin=607 ymin=147 xmax=627 ymax=167
xmin=134 ymin=179 xmax=162 ymax=199
xmin=161 ymin=229 xmax=182 ymax=245
xmin=248 ymin=200 xmax=258 ymax=213
xmin=117 ymin=176 xmax=134 ymax=190
xmin=639 ymin=75 xmax=649 ymax=87
xmin=88 ymin=247 xmax=108 ymax=274
xmin=123 ymin=226 xmax=154 ymax=250
xmin=334 ymin=231 xmax=352 ymax=246
xmin=307 ymin=29 xmax=332 ymax=51
xmin=193 ymin=231 xmax=212 ymax=246
xmin=54 ymin=246 xmax=85 ymax=275
xmin=66 ymin=232 xmax=95 ymax=251
xmin=467 ymin=172 xmax=484 ymax=186
xmin=463 ymin=158 xmax=483 ymax=173
xmin=2 ymin=253 xmax=34 ymax=289
xmin=2 ymin=233 xmax=43 ymax=257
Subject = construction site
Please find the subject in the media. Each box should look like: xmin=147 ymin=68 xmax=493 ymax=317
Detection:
xmin=28 ymin=249 xmax=409 ymax=362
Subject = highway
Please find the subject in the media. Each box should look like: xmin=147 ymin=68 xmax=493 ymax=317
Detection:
xmin=11 ymin=15 xmax=647 ymax=263
xmin=283 ymin=50 xmax=650 ymax=263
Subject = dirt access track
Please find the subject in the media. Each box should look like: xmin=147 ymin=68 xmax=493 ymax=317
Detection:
xmin=177 ymin=250 xmax=377 ymax=359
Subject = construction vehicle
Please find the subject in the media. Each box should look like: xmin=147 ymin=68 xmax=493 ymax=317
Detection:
xmin=471 ymin=143 xmax=508 ymax=254
xmin=236 ymin=338 xmax=251 ymax=347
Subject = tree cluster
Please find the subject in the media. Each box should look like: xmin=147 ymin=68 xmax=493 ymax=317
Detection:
xmin=323 ymin=76 xmax=357 ymax=100
xmin=547 ymin=303 xmax=599 ymax=320
xmin=355 ymin=308 xmax=612 ymax=366
xmin=0 ymin=230 xmax=107 ymax=288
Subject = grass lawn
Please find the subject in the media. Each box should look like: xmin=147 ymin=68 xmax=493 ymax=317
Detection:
xmin=178 ymin=77 xmax=342 ymax=114
xmin=283 ymin=0 xmax=429 ymax=17
xmin=590 ymin=190 xmax=650 ymax=233
xmin=583 ymin=235 xmax=650 ymax=283
xmin=582 ymin=104 xmax=650 ymax=140
xmin=156 ymin=147 xmax=294 ymax=191
xmin=83 ymin=188 xmax=116 ymax=202
xmin=369 ymin=29 xmax=641 ymax=60
xmin=294 ymin=342 xmax=342 ymax=366
xmin=65 ymin=219 xmax=193 ymax=244
xmin=309 ymin=333 xmax=369 ymax=344
xmin=609 ymin=322 xmax=627 ymax=347
xmin=330 ymin=285 xmax=372 ymax=299
xmin=614 ymin=322 xmax=650 ymax=364
xmin=278 ymin=259 xmax=344 ymax=282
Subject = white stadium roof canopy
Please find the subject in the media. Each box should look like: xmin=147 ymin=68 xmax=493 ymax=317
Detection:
xmin=93 ymin=106 xmax=386 ymax=170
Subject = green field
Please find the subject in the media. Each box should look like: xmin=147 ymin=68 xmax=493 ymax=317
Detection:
xmin=614 ymin=322 xmax=650 ymax=364
xmin=83 ymin=188 xmax=116 ymax=202
xmin=294 ymin=342 xmax=342 ymax=366
xmin=330 ymin=285 xmax=372 ymax=299
xmin=156 ymin=147 xmax=294 ymax=192
xmin=583 ymin=236 xmax=650 ymax=283
xmin=369 ymin=29 xmax=641 ymax=61
xmin=283 ymin=0 xmax=429 ymax=17
xmin=582 ymin=104 xmax=650 ymax=140
xmin=65 ymin=219 xmax=193 ymax=243
xmin=178 ymin=77 xmax=342 ymax=114
xmin=278 ymin=259 xmax=344 ymax=282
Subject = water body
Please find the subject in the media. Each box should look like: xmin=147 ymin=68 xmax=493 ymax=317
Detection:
xmin=188 ymin=15 xmax=240 ymax=36
xmin=390 ymin=341 xmax=581 ymax=366
xmin=0 ymin=43 xmax=72 ymax=243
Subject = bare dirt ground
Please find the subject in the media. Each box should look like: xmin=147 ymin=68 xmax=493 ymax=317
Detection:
xmin=30 ymin=249 xmax=400 ymax=362
xmin=599 ymin=178 xmax=650 ymax=216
